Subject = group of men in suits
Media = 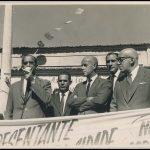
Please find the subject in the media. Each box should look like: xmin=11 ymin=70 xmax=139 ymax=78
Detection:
xmin=4 ymin=47 xmax=150 ymax=120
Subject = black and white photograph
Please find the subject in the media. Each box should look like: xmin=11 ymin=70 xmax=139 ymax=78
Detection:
xmin=0 ymin=1 xmax=149 ymax=148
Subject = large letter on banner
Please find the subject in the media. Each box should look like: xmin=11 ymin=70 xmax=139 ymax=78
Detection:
xmin=0 ymin=108 xmax=150 ymax=148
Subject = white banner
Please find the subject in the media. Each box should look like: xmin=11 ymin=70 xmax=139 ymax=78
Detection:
xmin=0 ymin=108 xmax=150 ymax=148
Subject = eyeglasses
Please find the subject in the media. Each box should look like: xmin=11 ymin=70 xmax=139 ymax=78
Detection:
xmin=23 ymin=61 xmax=34 ymax=65
xmin=117 ymin=57 xmax=132 ymax=63
xmin=81 ymin=64 xmax=88 ymax=67
xmin=58 ymin=80 xmax=68 ymax=82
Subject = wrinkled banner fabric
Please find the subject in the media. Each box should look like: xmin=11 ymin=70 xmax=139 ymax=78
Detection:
xmin=0 ymin=108 xmax=150 ymax=148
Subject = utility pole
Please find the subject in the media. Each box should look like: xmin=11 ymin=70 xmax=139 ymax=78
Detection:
xmin=0 ymin=5 xmax=12 ymax=114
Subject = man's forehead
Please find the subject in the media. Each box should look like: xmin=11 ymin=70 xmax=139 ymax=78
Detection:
xmin=23 ymin=55 xmax=35 ymax=61
xmin=82 ymin=58 xmax=92 ymax=64
xmin=59 ymin=74 xmax=69 ymax=80
xmin=107 ymin=55 xmax=118 ymax=60
xmin=119 ymin=52 xmax=127 ymax=57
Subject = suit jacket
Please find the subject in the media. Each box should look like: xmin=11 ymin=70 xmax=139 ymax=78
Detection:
xmin=5 ymin=77 xmax=52 ymax=119
xmin=110 ymin=67 xmax=150 ymax=111
xmin=68 ymin=76 xmax=112 ymax=114
xmin=106 ymin=71 xmax=121 ymax=111
xmin=49 ymin=89 xmax=77 ymax=117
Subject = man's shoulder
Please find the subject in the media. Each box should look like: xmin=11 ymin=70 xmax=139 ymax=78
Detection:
xmin=8 ymin=80 xmax=21 ymax=90
xmin=11 ymin=80 xmax=21 ymax=86
xmin=75 ymin=80 xmax=86 ymax=87
xmin=97 ymin=76 xmax=110 ymax=83
xmin=140 ymin=67 xmax=150 ymax=74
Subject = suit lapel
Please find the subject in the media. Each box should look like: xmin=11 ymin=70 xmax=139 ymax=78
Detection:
xmin=20 ymin=77 xmax=26 ymax=103
xmin=82 ymin=81 xmax=87 ymax=95
xmin=120 ymin=79 xmax=129 ymax=103
xmin=53 ymin=93 xmax=61 ymax=115
xmin=26 ymin=89 xmax=32 ymax=102
xmin=128 ymin=67 xmax=143 ymax=103
xmin=88 ymin=76 xmax=99 ymax=95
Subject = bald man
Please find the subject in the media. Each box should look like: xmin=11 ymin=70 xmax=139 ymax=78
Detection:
xmin=110 ymin=48 xmax=150 ymax=111
xmin=67 ymin=56 xmax=112 ymax=115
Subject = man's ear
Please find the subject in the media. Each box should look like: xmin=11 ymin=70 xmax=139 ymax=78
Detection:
xmin=93 ymin=64 xmax=97 ymax=70
xmin=131 ymin=58 xmax=135 ymax=66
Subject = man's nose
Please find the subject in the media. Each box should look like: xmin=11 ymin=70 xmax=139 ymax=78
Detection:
xmin=27 ymin=62 xmax=31 ymax=66
xmin=82 ymin=65 xmax=85 ymax=70
xmin=60 ymin=81 xmax=65 ymax=84
xmin=108 ymin=61 xmax=112 ymax=66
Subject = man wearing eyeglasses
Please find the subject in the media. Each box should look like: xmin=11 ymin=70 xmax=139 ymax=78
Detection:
xmin=68 ymin=56 xmax=112 ymax=114
xmin=110 ymin=48 xmax=150 ymax=112
xmin=5 ymin=55 xmax=52 ymax=119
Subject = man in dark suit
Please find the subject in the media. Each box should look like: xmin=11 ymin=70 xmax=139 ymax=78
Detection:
xmin=49 ymin=72 xmax=77 ymax=117
xmin=68 ymin=56 xmax=112 ymax=115
xmin=5 ymin=55 xmax=52 ymax=119
xmin=110 ymin=48 xmax=150 ymax=111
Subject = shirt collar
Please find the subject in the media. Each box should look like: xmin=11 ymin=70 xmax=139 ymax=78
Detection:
xmin=87 ymin=74 xmax=98 ymax=82
xmin=60 ymin=90 xmax=69 ymax=96
xmin=115 ymin=70 xmax=120 ymax=78
xmin=23 ymin=75 xmax=36 ymax=81
xmin=130 ymin=65 xmax=139 ymax=81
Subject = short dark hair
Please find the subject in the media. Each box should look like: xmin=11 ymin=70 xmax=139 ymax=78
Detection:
xmin=22 ymin=54 xmax=37 ymax=66
xmin=58 ymin=71 xmax=71 ymax=81
xmin=106 ymin=52 xmax=118 ymax=60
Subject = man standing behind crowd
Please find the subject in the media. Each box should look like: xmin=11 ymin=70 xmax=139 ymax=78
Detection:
xmin=5 ymin=54 xmax=52 ymax=119
xmin=106 ymin=52 xmax=120 ymax=90
xmin=49 ymin=72 xmax=77 ymax=117
xmin=110 ymin=48 xmax=150 ymax=111
xmin=68 ymin=56 xmax=112 ymax=114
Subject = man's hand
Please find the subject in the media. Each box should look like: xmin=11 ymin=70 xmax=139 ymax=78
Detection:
xmin=5 ymin=76 xmax=11 ymax=87
xmin=22 ymin=66 xmax=34 ymax=81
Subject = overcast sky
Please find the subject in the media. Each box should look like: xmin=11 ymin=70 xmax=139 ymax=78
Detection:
xmin=1 ymin=2 xmax=150 ymax=47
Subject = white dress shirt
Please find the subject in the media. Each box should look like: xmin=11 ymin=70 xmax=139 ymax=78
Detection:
xmin=59 ymin=91 xmax=69 ymax=113
xmin=23 ymin=79 xmax=27 ymax=95
xmin=113 ymin=70 xmax=120 ymax=90
xmin=130 ymin=65 xmax=139 ymax=81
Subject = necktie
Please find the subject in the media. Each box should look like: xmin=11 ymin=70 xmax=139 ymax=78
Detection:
xmin=60 ymin=93 xmax=65 ymax=116
xmin=125 ymin=73 xmax=132 ymax=99
xmin=86 ymin=78 xmax=92 ymax=96
xmin=25 ymin=80 xmax=31 ymax=99
xmin=127 ymin=73 xmax=132 ymax=85
xmin=110 ymin=74 xmax=115 ymax=90
xmin=109 ymin=74 xmax=115 ymax=83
